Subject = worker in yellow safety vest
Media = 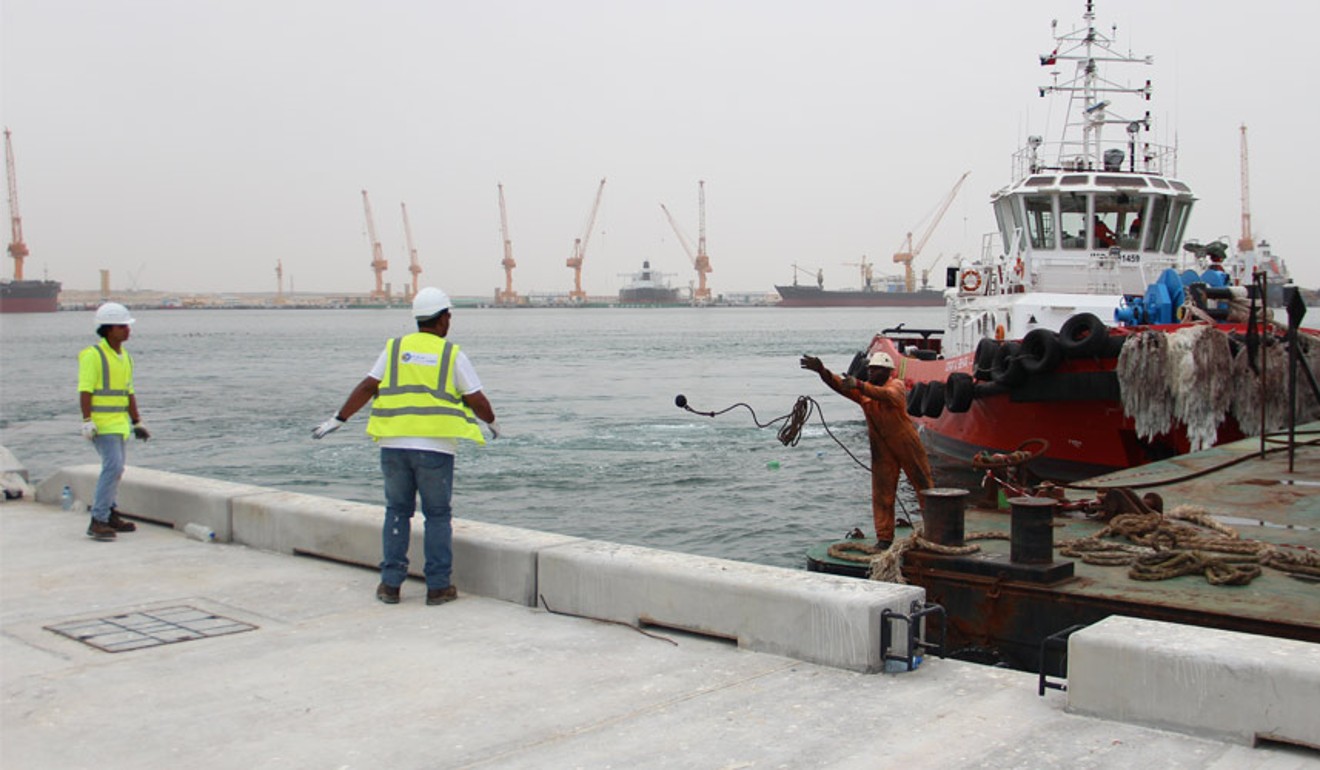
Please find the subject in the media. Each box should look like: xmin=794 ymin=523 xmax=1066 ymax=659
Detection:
xmin=312 ymin=287 xmax=500 ymax=606
xmin=78 ymin=302 xmax=151 ymax=541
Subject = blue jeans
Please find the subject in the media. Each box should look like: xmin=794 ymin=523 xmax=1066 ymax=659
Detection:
xmin=91 ymin=434 xmax=126 ymax=523
xmin=379 ymin=448 xmax=455 ymax=590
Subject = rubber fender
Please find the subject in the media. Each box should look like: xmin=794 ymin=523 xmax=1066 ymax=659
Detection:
xmin=991 ymin=341 xmax=1027 ymax=386
xmin=1101 ymin=333 xmax=1128 ymax=358
xmin=1019 ymin=328 xmax=1063 ymax=374
xmin=1058 ymin=312 xmax=1108 ymax=357
xmin=906 ymin=381 xmax=929 ymax=417
xmin=973 ymin=338 xmax=1000 ymax=381
xmin=846 ymin=350 xmax=869 ymax=380
xmin=945 ymin=372 xmax=975 ymax=412
xmin=921 ymin=380 xmax=946 ymax=418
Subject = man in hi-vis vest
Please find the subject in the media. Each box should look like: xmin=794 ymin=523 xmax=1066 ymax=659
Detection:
xmin=78 ymin=302 xmax=151 ymax=541
xmin=312 ymin=287 xmax=499 ymax=606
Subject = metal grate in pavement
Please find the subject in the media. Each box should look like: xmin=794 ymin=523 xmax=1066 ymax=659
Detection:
xmin=45 ymin=606 xmax=257 ymax=653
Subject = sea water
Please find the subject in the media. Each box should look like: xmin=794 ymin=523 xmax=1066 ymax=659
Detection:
xmin=0 ymin=305 xmax=947 ymax=569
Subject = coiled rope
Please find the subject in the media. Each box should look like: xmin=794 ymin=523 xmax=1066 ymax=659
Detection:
xmin=702 ymin=395 xmax=873 ymax=473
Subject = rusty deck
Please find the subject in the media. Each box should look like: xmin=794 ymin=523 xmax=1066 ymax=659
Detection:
xmin=807 ymin=426 xmax=1320 ymax=670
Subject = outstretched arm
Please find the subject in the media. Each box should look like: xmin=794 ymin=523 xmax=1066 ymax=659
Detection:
xmin=800 ymin=355 xmax=861 ymax=403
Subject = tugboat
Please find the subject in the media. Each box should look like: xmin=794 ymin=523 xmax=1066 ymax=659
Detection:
xmin=861 ymin=1 xmax=1316 ymax=480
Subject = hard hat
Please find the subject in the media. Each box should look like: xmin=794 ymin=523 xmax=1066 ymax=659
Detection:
xmin=93 ymin=302 xmax=135 ymax=326
xmin=867 ymin=351 xmax=894 ymax=368
xmin=412 ymin=287 xmax=451 ymax=319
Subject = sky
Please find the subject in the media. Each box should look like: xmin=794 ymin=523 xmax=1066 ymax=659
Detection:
xmin=2 ymin=0 xmax=1317 ymax=297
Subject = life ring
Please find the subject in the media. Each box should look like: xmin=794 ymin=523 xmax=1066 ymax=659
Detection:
xmin=960 ymin=269 xmax=982 ymax=293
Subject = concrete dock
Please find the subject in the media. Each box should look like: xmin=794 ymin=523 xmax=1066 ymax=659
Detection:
xmin=2 ymin=475 xmax=1317 ymax=767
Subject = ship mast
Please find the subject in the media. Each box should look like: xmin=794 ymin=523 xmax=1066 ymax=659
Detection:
xmin=5 ymin=128 xmax=30 ymax=281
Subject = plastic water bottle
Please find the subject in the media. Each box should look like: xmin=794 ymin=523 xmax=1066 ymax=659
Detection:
xmin=61 ymin=486 xmax=73 ymax=511
xmin=183 ymin=523 xmax=216 ymax=542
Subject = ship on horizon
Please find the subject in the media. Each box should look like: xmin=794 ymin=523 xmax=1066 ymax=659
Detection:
xmin=775 ymin=262 xmax=944 ymax=308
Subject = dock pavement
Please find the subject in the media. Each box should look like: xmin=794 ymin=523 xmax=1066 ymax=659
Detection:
xmin=3 ymin=496 xmax=1316 ymax=769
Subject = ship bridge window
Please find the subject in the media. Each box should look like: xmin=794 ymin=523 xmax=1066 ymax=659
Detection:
xmin=1095 ymin=175 xmax=1148 ymax=187
xmin=1147 ymin=177 xmax=1170 ymax=189
xmin=1095 ymin=193 xmax=1145 ymax=249
xmin=1023 ymin=195 xmax=1057 ymax=249
xmin=1143 ymin=195 xmax=1171 ymax=252
xmin=1060 ymin=175 xmax=1089 ymax=186
xmin=1163 ymin=198 xmax=1194 ymax=254
xmin=1169 ymin=181 xmax=1191 ymax=193
xmin=1024 ymin=176 xmax=1056 ymax=187
xmin=1059 ymin=193 xmax=1088 ymax=249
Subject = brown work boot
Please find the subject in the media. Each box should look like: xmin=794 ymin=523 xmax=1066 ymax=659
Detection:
xmin=108 ymin=511 xmax=137 ymax=532
xmin=376 ymin=583 xmax=401 ymax=604
xmin=426 ymin=586 xmax=458 ymax=606
xmin=87 ymin=518 xmax=117 ymax=541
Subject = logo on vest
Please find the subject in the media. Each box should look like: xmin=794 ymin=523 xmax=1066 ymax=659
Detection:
xmin=400 ymin=352 xmax=439 ymax=367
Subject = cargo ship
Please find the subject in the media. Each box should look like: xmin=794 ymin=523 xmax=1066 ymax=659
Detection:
xmin=0 ymin=279 xmax=61 ymax=313
xmin=618 ymin=260 xmax=681 ymax=305
xmin=775 ymin=264 xmax=945 ymax=307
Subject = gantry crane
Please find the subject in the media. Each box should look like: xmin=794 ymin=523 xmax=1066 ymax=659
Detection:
xmin=401 ymin=202 xmax=421 ymax=299
xmin=659 ymin=180 xmax=714 ymax=303
xmin=566 ymin=178 xmax=606 ymax=302
xmin=892 ymin=171 xmax=970 ymax=292
xmin=5 ymin=128 xmax=29 ymax=281
xmin=1238 ymin=124 xmax=1254 ymax=254
xmin=496 ymin=183 xmax=518 ymax=305
xmin=361 ymin=190 xmax=389 ymax=299
xmin=842 ymin=255 xmax=874 ymax=290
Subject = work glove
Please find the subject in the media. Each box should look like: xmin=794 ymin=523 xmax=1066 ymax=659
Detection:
xmin=799 ymin=355 xmax=824 ymax=374
xmin=312 ymin=415 xmax=345 ymax=439
xmin=487 ymin=420 xmax=502 ymax=440
xmin=132 ymin=422 xmax=151 ymax=441
xmin=81 ymin=420 xmax=98 ymax=441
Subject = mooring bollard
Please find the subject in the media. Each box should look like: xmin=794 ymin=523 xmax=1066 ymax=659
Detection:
xmin=922 ymin=488 xmax=969 ymax=547
xmin=1008 ymin=496 xmax=1057 ymax=564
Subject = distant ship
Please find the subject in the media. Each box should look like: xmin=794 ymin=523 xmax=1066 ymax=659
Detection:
xmin=0 ymin=279 xmax=61 ymax=313
xmin=775 ymin=261 xmax=947 ymax=307
xmin=619 ymin=260 xmax=681 ymax=304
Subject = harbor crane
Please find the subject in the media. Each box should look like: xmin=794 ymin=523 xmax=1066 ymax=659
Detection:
xmin=361 ymin=190 xmax=389 ymax=300
xmin=566 ymin=178 xmax=606 ymax=302
xmin=1238 ymin=124 xmax=1254 ymax=254
xmin=401 ymin=202 xmax=421 ymax=299
xmin=275 ymin=259 xmax=285 ymax=304
xmin=842 ymin=255 xmax=874 ymax=290
xmin=659 ymin=180 xmax=714 ymax=302
xmin=496 ymin=183 xmax=518 ymax=305
xmin=790 ymin=263 xmax=824 ymax=288
xmin=892 ymin=171 xmax=970 ymax=292
xmin=4 ymin=128 xmax=29 ymax=280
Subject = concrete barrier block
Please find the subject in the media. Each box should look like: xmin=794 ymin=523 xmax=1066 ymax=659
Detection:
xmin=0 ymin=445 xmax=30 ymax=483
xmin=37 ymin=465 xmax=267 ymax=542
xmin=538 ymin=539 xmax=925 ymax=673
xmin=231 ymin=492 xmax=581 ymax=606
xmin=1068 ymin=615 xmax=1320 ymax=749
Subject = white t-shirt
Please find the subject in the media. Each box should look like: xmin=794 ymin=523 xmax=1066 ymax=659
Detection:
xmin=367 ymin=343 xmax=483 ymax=455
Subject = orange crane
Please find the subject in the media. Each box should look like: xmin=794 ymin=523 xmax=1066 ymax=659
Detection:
xmin=401 ymin=202 xmax=421 ymax=299
xmin=566 ymin=178 xmax=606 ymax=302
xmin=361 ymin=190 xmax=389 ymax=299
xmin=1238 ymin=124 xmax=1255 ymax=254
xmin=892 ymin=171 xmax=969 ymax=292
xmin=496 ymin=183 xmax=518 ymax=305
xmin=5 ymin=128 xmax=29 ymax=281
xmin=659 ymin=180 xmax=714 ymax=302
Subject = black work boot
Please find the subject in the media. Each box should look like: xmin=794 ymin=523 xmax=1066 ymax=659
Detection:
xmin=376 ymin=583 xmax=401 ymax=604
xmin=87 ymin=518 xmax=117 ymax=541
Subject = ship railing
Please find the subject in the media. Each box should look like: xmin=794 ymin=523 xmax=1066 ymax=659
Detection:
xmin=1011 ymin=139 xmax=1177 ymax=182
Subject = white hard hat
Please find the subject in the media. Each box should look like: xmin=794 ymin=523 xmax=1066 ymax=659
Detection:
xmin=93 ymin=302 xmax=135 ymax=326
xmin=867 ymin=351 xmax=894 ymax=368
xmin=412 ymin=287 xmax=451 ymax=319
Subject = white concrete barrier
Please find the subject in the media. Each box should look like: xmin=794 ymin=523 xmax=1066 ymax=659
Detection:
xmin=537 ymin=539 xmax=926 ymax=673
xmin=36 ymin=465 xmax=268 ymax=541
xmin=231 ymin=490 xmax=580 ymax=606
xmin=1068 ymin=615 xmax=1320 ymax=749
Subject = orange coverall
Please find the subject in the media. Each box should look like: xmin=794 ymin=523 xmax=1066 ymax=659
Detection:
xmin=828 ymin=373 xmax=934 ymax=542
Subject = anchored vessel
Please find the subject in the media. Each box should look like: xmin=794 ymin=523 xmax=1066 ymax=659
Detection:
xmin=618 ymin=260 xmax=681 ymax=305
xmin=3 ymin=129 xmax=60 ymax=313
xmin=861 ymin=1 xmax=1311 ymax=480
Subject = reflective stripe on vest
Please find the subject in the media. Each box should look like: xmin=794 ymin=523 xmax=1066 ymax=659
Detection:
xmin=86 ymin=341 xmax=133 ymax=435
xmin=366 ymin=334 xmax=485 ymax=444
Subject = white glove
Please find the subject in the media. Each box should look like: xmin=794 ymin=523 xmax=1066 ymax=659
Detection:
xmin=312 ymin=415 xmax=345 ymax=439
xmin=81 ymin=420 xmax=98 ymax=440
xmin=487 ymin=420 xmax=502 ymax=440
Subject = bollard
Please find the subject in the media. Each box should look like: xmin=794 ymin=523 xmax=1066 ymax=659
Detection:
xmin=1008 ymin=496 xmax=1057 ymax=564
xmin=922 ymin=488 xmax=969 ymax=547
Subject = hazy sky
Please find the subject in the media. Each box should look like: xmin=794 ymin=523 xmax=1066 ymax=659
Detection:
xmin=3 ymin=0 xmax=1317 ymax=297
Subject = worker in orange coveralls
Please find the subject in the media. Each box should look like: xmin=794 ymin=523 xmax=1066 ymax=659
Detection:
xmin=800 ymin=350 xmax=934 ymax=550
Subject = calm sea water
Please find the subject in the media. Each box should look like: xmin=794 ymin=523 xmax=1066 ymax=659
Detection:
xmin=0 ymin=305 xmax=949 ymax=569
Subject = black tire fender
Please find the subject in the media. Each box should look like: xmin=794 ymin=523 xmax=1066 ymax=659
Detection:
xmin=945 ymin=372 xmax=975 ymax=412
xmin=906 ymin=381 xmax=928 ymax=417
xmin=921 ymin=380 xmax=946 ymax=418
xmin=991 ymin=341 xmax=1027 ymax=386
xmin=1020 ymin=328 xmax=1063 ymax=374
xmin=1059 ymin=312 xmax=1108 ymax=357
xmin=973 ymin=338 xmax=1000 ymax=381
